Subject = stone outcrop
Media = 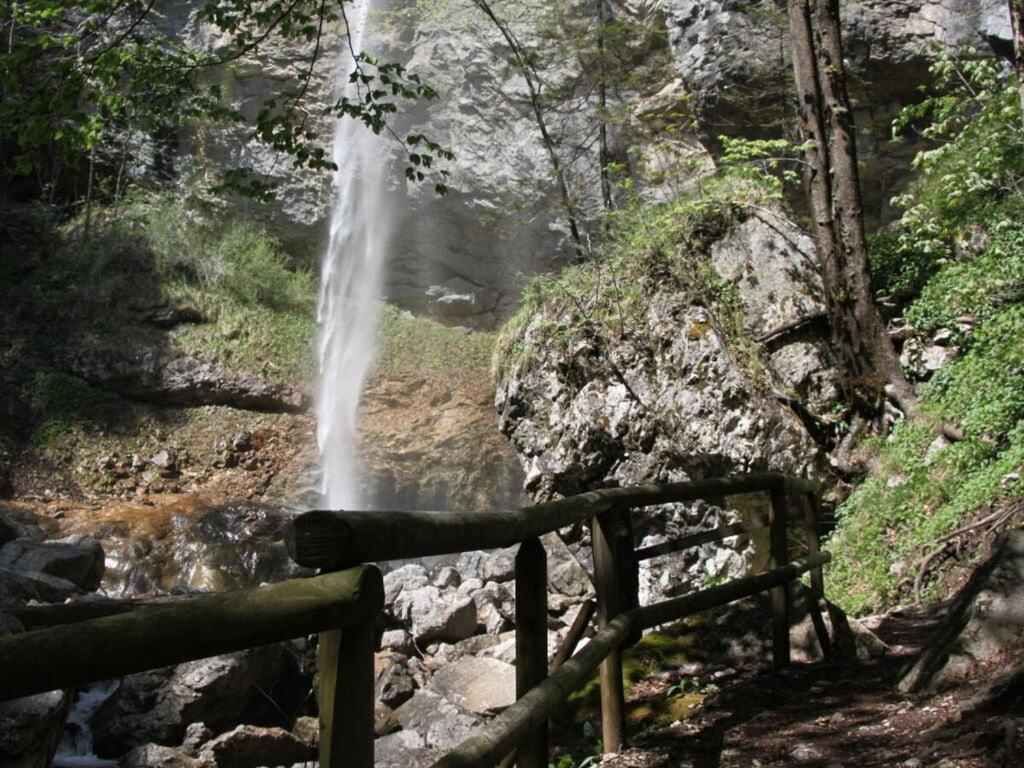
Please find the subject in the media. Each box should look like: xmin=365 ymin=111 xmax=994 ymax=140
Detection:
xmin=900 ymin=529 xmax=1024 ymax=693
xmin=495 ymin=210 xmax=830 ymax=592
xmin=68 ymin=348 xmax=305 ymax=413
xmin=91 ymin=647 xmax=287 ymax=756
xmin=153 ymin=0 xmax=1017 ymax=327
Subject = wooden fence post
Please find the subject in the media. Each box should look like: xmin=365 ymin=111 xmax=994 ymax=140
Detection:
xmin=768 ymin=487 xmax=791 ymax=669
xmin=318 ymin=619 xmax=376 ymax=768
xmin=515 ymin=537 xmax=548 ymax=768
xmin=591 ymin=511 xmax=626 ymax=753
xmin=798 ymin=492 xmax=832 ymax=656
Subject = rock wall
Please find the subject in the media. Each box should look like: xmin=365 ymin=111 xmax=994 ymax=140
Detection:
xmin=170 ymin=0 xmax=1016 ymax=324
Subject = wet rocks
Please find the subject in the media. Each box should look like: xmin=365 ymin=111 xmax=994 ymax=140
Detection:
xmin=0 ymin=689 xmax=74 ymax=768
xmin=62 ymin=498 xmax=305 ymax=596
xmin=0 ymin=535 xmax=105 ymax=592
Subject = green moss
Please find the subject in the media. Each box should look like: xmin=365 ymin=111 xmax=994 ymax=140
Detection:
xmin=567 ymin=624 xmax=694 ymax=712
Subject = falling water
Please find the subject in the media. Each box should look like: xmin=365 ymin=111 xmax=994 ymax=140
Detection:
xmin=316 ymin=0 xmax=393 ymax=509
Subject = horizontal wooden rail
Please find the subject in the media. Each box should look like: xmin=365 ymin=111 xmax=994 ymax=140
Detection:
xmin=431 ymin=552 xmax=830 ymax=768
xmin=290 ymin=472 xmax=820 ymax=569
xmin=0 ymin=566 xmax=383 ymax=701
xmin=635 ymin=509 xmax=805 ymax=561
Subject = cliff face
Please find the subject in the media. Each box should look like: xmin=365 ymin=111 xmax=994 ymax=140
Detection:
xmin=665 ymin=0 xmax=1011 ymax=224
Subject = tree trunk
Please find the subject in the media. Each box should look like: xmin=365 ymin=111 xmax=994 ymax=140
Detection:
xmin=596 ymin=0 xmax=613 ymax=212
xmin=787 ymin=0 xmax=838 ymax=327
xmin=1010 ymin=1 xmax=1024 ymax=125
xmin=788 ymin=0 xmax=915 ymax=409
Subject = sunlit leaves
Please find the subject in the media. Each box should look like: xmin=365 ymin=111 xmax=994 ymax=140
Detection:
xmin=1 ymin=0 xmax=452 ymax=200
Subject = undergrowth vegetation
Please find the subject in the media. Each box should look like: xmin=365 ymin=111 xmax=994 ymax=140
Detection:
xmin=493 ymin=169 xmax=779 ymax=384
xmin=828 ymin=53 xmax=1024 ymax=613
xmin=376 ymin=304 xmax=496 ymax=384
xmin=0 ymin=194 xmax=318 ymax=452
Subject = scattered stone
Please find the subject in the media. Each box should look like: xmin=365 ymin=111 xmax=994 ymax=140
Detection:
xmin=150 ymin=450 xmax=179 ymax=478
xmin=199 ymin=724 xmax=315 ymax=768
xmin=375 ymin=729 xmax=432 ymax=768
xmin=394 ymin=585 xmax=477 ymax=644
xmin=375 ymin=654 xmax=416 ymax=709
xmin=383 ymin=563 xmax=430 ymax=604
xmin=179 ymin=722 xmax=212 ymax=756
xmin=120 ymin=744 xmax=202 ymax=768
xmin=433 ymin=566 xmax=461 ymax=589
xmin=380 ymin=628 xmax=414 ymax=655
xmin=428 ymin=656 xmax=516 ymax=715
xmin=473 ymin=581 xmax=514 ymax=634
xmin=291 ymin=716 xmax=318 ymax=748
xmin=394 ymin=689 xmax=480 ymax=750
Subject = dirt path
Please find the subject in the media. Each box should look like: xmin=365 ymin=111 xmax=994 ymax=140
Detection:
xmin=601 ymin=605 xmax=1023 ymax=767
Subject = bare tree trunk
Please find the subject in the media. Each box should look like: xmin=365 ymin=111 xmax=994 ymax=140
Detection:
xmin=787 ymin=0 xmax=915 ymax=410
xmin=787 ymin=0 xmax=838 ymax=325
xmin=596 ymin=0 xmax=613 ymax=212
xmin=1010 ymin=1 xmax=1024 ymax=124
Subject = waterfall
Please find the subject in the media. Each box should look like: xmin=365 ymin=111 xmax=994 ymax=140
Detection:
xmin=316 ymin=0 xmax=393 ymax=509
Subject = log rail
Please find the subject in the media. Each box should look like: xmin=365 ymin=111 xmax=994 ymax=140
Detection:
xmin=0 ymin=472 xmax=829 ymax=768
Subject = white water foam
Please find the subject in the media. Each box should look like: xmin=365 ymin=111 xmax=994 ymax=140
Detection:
xmin=315 ymin=0 xmax=394 ymax=509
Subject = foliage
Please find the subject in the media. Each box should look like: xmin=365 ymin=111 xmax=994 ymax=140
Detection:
xmin=871 ymin=52 xmax=1024 ymax=300
xmin=0 ymin=0 xmax=450 ymax=199
xmin=493 ymin=168 xmax=777 ymax=385
xmin=29 ymin=369 xmax=122 ymax=448
xmin=2 ymin=195 xmax=319 ymax=398
xmin=828 ymin=52 xmax=1024 ymax=613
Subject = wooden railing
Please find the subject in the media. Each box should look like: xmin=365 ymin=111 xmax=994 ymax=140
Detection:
xmin=288 ymin=471 xmax=831 ymax=768
xmin=0 ymin=472 xmax=829 ymax=768
xmin=0 ymin=566 xmax=385 ymax=767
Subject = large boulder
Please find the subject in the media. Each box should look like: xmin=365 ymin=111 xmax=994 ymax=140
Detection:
xmin=427 ymin=656 xmax=516 ymax=715
xmin=91 ymin=646 xmax=285 ymax=756
xmin=197 ymin=724 xmax=316 ymax=768
xmin=392 ymin=584 xmax=478 ymax=645
xmin=0 ymin=535 xmax=104 ymax=592
xmin=0 ymin=690 xmax=74 ymax=768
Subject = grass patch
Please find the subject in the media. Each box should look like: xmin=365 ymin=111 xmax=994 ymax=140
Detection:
xmin=493 ymin=174 xmax=775 ymax=386
xmin=376 ymin=304 xmax=496 ymax=384
xmin=28 ymin=369 xmax=125 ymax=449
